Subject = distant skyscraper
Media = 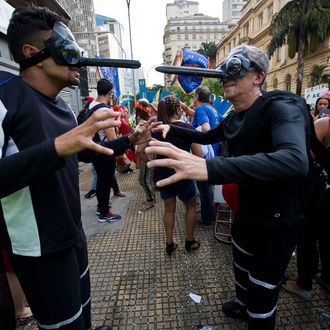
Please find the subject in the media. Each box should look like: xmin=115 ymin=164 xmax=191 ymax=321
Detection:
xmin=57 ymin=0 xmax=99 ymax=89
xmin=222 ymin=0 xmax=247 ymax=25
xmin=94 ymin=14 xmax=132 ymax=96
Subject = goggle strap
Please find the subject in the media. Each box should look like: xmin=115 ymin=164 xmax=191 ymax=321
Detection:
xmin=19 ymin=48 xmax=51 ymax=72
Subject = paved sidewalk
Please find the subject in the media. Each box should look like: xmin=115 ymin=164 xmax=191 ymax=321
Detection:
xmin=19 ymin=163 xmax=330 ymax=329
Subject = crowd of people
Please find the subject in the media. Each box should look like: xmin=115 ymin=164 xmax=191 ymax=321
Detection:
xmin=0 ymin=5 xmax=329 ymax=330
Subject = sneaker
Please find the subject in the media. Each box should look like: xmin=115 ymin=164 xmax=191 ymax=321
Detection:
xmin=222 ymin=301 xmax=248 ymax=319
xmin=114 ymin=191 xmax=126 ymax=197
xmin=98 ymin=211 xmax=122 ymax=223
xmin=84 ymin=189 xmax=96 ymax=198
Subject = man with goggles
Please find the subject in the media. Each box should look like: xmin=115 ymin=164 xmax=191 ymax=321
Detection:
xmin=145 ymin=44 xmax=310 ymax=330
xmin=18 ymin=21 xmax=83 ymax=71
xmin=218 ymin=52 xmax=264 ymax=80
xmin=0 ymin=6 xmax=148 ymax=330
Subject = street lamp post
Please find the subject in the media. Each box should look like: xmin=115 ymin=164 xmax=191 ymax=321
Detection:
xmin=125 ymin=0 xmax=137 ymax=104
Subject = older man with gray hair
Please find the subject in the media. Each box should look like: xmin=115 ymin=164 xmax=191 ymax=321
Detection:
xmin=146 ymin=44 xmax=310 ymax=329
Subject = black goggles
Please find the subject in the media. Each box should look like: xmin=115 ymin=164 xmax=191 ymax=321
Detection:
xmin=19 ymin=21 xmax=82 ymax=71
xmin=218 ymin=54 xmax=263 ymax=80
xmin=19 ymin=22 xmax=141 ymax=71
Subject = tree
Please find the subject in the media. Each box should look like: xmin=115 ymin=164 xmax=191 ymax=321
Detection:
xmin=197 ymin=41 xmax=217 ymax=68
xmin=309 ymin=65 xmax=330 ymax=86
xmin=268 ymin=0 xmax=330 ymax=96
xmin=202 ymin=78 xmax=224 ymax=97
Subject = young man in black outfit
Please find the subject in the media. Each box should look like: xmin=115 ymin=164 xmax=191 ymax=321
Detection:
xmin=146 ymin=45 xmax=309 ymax=330
xmin=0 ymin=6 xmax=149 ymax=330
xmin=89 ymin=79 xmax=122 ymax=222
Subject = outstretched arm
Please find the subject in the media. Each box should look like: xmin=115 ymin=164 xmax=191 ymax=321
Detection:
xmin=0 ymin=110 xmax=121 ymax=198
xmin=145 ymin=140 xmax=208 ymax=188
xmin=149 ymin=120 xmax=225 ymax=144
xmin=55 ymin=109 xmax=121 ymax=157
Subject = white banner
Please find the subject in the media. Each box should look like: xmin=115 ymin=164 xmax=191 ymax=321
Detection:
xmin=304 ymin=83 xmax=330 ymax=107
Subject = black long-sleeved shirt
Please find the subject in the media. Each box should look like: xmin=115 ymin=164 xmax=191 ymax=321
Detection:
xmin=0 ymin=71 xmax=131 ymax=256
xmin=168 ymin=91 xmax=309 ymax=227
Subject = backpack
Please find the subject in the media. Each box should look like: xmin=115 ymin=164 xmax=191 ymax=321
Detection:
xmin=77 ymin=103 xmax=109 ymax=143
xmin=77 ymin=103 xmax=109 ymax=163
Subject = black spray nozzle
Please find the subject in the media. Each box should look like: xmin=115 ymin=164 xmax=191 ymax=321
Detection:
xmin=77 ymin=58 xmax=141 ymax=69
xmin=155 ymin=65 xmax=224 ymax=79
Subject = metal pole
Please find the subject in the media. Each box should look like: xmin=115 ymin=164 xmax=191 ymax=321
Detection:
xmin=126 ymin=0 xmax=137 ymax=104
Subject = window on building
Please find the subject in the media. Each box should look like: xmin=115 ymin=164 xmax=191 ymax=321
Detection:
xmin=249 ymin=18 xmax=254 ymax=33
xmin=276 ymin=46 xmax=283 ymax=62
xmin=185 ymin=34 xmax=188 ymax=40
xmin=193 ymin=34 xmax=196 ymax=40
xmin=214 ymin=34 xmax=217 ymax=40
xmin=200 ymin=35 xmax=203 ymax=40
xmin=243 ymin=23 xmax=249 ymax=37
xmin=177 ymin=27 xmax=180 ymax=31
xmin=258 ymin=12 xmax=263 ymax=28
xmin=177 ymin=35 xmax=181 ymax=40
xmin=273 ymin=78 xmax=278 ymax=89
xmin=285 ymin=74 xmax=292 ymax=91
xmin=268 ymin=4 xmax=273 ymax=21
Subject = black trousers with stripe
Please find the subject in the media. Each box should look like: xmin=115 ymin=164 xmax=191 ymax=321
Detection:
xmin=231 ymin=221 xmax=298 ymax=330
xmin=8 ymin=231 xmax=91 ymax=330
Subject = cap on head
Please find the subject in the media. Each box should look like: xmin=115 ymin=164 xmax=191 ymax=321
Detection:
xmin=229 ymin=44 xmax=269 ymax=74
xmin=84 ymin=96 xmax=94 ymax=102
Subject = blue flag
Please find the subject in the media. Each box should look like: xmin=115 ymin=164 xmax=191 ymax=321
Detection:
xmin=177 ymin=48 xmax=209 ymax=94
xmin=96 ymin=56 xmax=121 ymax=101
xmin=139 ymin=79 xmax=147 ymax=99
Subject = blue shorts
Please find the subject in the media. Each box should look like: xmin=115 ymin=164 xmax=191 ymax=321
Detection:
xmin=160 ymin=181 xmax=196 ymax=204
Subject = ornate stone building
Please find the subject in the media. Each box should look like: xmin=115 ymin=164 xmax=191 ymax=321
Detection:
xmin=216 ymin=0 xmax=330 ymax=93
xmin=163 ymin=0 xmax=228 ymax=85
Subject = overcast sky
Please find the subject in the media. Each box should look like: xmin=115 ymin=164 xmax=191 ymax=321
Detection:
xmin=93 ymin=0 xmax=223 ymax=86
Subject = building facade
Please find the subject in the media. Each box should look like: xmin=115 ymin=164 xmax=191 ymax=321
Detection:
xmin=222 ymin=0 xmax=247 ymax=25
xmin=163 ymin=0 xmax=228 ymax=85
xmin=95 ymin=15 xmax=133 ymax=97
xmin=216 ymin=0 xmax=330 ymax=95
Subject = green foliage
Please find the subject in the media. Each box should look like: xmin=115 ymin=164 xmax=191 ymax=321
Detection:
xmin=288 ymin=34 xmax=297 ymax=59
xmin=268 ymin=0 xmax=330 ymax=95
xmin=310 ymin=65 xmax=330 ymax=86
xmin=201 ymin=78 xmax=224 ymax=97
xmin=268 ymin=1 xmax=301 ymax=57
xmin=268 ymin=0 xmax=330 ymax=57
xmin=148 ymin=84 xmax=163 ymax=91
xmin=197 ymin=42 xmax=217 ymax=67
